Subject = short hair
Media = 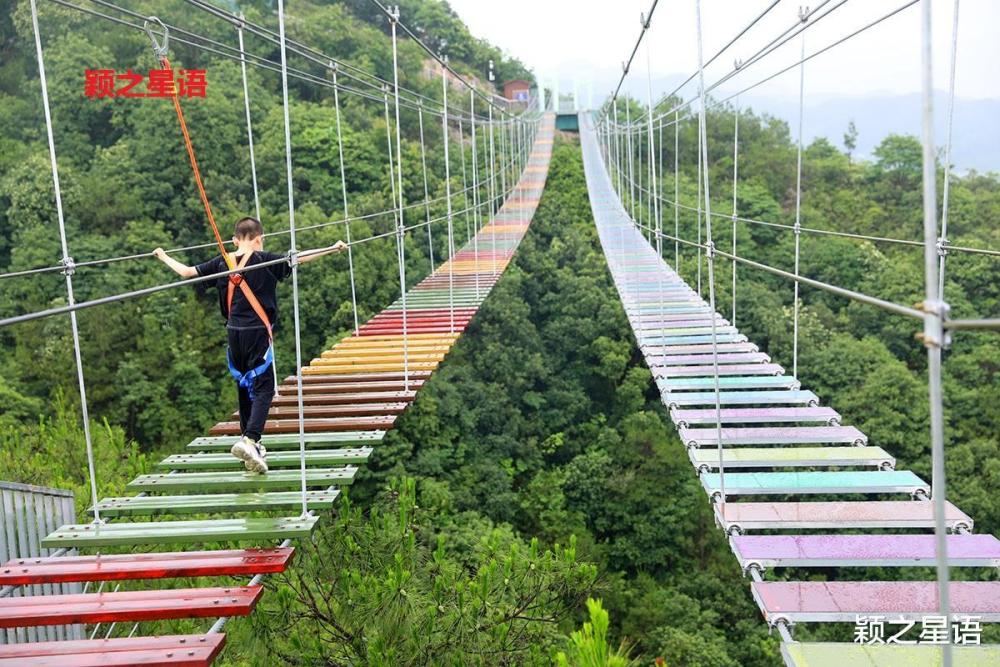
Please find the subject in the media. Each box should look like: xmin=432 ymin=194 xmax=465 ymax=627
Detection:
xmin=234 ymin=217 xmax=264 ymax=239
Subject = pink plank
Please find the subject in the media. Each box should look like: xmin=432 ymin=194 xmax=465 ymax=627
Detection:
xmin=718 ymin=501 xmax=972 ymax=531
xmin=753 ymin=581 xmax=1000 ymax=622
xmin=733 ymin=534 xmax=1000 ymax=566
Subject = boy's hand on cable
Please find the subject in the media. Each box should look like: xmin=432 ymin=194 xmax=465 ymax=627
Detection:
xmin=153 ymin=247 xmax=167 ymax=261
xmin=333 ymin=240 xmax=348 ymax=253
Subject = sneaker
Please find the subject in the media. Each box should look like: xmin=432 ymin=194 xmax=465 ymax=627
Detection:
xmin=231 ymin=436 xmax=268 ymax=474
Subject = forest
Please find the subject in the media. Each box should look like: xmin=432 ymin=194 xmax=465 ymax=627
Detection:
xmin=2 ymin=0 xmax=1000 ymax=665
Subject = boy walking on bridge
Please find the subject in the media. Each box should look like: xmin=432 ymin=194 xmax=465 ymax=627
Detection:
xmin=155 ymin=216 xmax=346 ymax=473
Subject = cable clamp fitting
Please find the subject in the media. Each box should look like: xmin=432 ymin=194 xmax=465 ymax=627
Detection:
xmin=143 ymin=16 xmax=170 ymax=60
xmin=798 ymin=6 xmax=811 ymax=23
xmin=705 ymin=240 xmax=716 ymax=260
xmin=286 ymin=248 xmax=299 ymax=268
xmin=60 ymin=256 xmax=76 ymax=277
xmin=936 ymin=236 xmax=948 ymax=257
xmin=388 ymin=5 xmax=400 ymax=22
xmin=793 ymin=222 xmax=802 ymax=236
xmin=235 ymin=11 xmax=246 ymax=30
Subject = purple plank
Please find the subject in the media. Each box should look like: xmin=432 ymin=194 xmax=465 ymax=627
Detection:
xmin=672 ymin=407 xmax=839 ymax=425
xmin=733 ymin=534 xmax=1000 ymax=567
xmin=752 ymin=581 xmax=1000 ymax=622
xmin=644 ymin=342 xmax=758 ymax=355
xmin=680 ymin=425 xmax=866 ymax=446
xmin=718 ymin=501 xmax=973 ymax=532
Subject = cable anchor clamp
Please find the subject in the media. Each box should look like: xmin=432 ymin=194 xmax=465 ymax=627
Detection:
xmin=798 ymin=6 xmax=811 ymax=23
xmin=734 ymin=58 xmax=744 ymax=71
xmin=60 ymin=256 xmax=76 ymax=277
xmin=286 ymin=248 xmax=299 ymax=268
xmin=936 ymin=236 xmax=948 ymax=257
xmin=388 ymin=5 xmax=400 ymax=22
xmin=235 ymin=12 xmax=246 ymax=30
xmin=793 ymin=222 xmax=802 ymax=236
xmin=705 ymin=240 xmax=716 ymax=260
xmin=143 ymin=17 xmax=170 ymax=60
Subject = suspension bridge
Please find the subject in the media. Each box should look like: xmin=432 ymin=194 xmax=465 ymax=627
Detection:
xmin=582 ymin=0 xmax=1000 ymax=665
xmin=0 ymin=0 xmax=552 ymax=662
xmin=2 ymin=0 xmax=999 ymax=665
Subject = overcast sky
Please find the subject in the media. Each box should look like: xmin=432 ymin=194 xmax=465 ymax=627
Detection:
xmin=447 ymin=0 xmax=999 ymax=105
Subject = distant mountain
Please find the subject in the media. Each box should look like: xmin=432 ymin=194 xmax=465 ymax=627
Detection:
xmin=740 ymin=91 xmax=1000 ymax=174
xmin=583 ymin=70 xmax=999 ymax=173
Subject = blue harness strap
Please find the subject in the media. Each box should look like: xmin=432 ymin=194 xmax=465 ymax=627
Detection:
xmin=227 ymin=345 xmax=274 ymax=400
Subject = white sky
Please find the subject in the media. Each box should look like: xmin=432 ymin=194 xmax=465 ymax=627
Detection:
xmin=448 ymin=0 xmax=1000 ymax=105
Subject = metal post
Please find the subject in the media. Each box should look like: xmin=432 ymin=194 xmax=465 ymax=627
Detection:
xmin=695 ymin=0 xmax=725 ymax=510
xmin=389 ymin=6 xmax=410 ymax=392
xmin=645 ymin=29 xmax=660 ymax=258
xmin=487 ymin=103 xmax=498 ymax=275
xmin=331 ymin=64 xmax=359 ymax=335
xmin=237 ymin=14 xmax=260 ymax=221
xmin=469 ymin=90 xmax=482 ymax=298
xmin=626 ymin=100 xmax=635 ymax=219
xmin=675 ymin=109 xmax=680 ymax=271
xmin=696 ymin=127 xmax=702 ymax=294
xmin=792 ymin=8 xmax=808 ymax=379
xmin=937 ymin=0 xmax=960 ymax=301
xmin=457 ymin=116 xmax=472 ymax=245
xmin=417 ymin=102 xmax=434 ymax=272
xmin=29 ymin=0 xmax=101 ymax=523
xmin=919 ymin=2 xmax=951 ymax=665
xmin=732 ymin=93 xmax=740 ymax=326
xmin=275 ymin=0 xmax=308 ymax=517
xmin=441 ymin=56 xmax=455 ymax=334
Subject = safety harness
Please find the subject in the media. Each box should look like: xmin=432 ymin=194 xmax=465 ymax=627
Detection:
xmin=225 ymin=251 xmax=275 ymax=400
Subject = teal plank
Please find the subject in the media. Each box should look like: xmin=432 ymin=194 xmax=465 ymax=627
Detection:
xmin=701 ymin=471 xmax=928 ymax=496
xmin=159 ymin=447 xmax=372 ymax=470
xmin=96 ymin=489 xmax=339 ymax=516
xmin=662 ymin=390 xmax=818 ymax=406
xmin=658 ymin=376 xmax=798 ymax=391
xmin=127 ymin=467 xmax=358 ymax=493
xmin=42 ymin=516 xmax=319 ymax=548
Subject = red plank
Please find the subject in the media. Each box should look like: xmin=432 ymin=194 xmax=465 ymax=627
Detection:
xmin=0 ymin=548 xmax=293 ymax=586
xmin=358 ymin=325 xmax=469 ymax=335
xmin=0 ymin=634 xmax=225 ymax=667
xmin=0 ymin=586 xmax=262 ymax=628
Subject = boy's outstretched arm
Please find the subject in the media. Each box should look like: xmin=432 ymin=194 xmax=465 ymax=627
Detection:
xmin=153 ymin=247 xmax=198 ymax=278
xmin=298 ymin=240 xmax=348 ymax=265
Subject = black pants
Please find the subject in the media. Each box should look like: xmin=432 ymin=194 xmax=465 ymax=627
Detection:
xmin=227 ymin=326 xmax=276 ymax=443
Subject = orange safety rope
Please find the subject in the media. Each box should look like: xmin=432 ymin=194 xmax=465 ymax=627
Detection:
xmin=160 ymin=55 xmax=233 ymax=272
xmin=161 ymin=55 xmax=273 ymax=337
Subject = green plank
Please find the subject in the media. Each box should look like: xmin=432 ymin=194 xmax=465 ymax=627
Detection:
xmin=158 ymin=447 xmax=373 ymax=471
xmin=187 ymin=431 xmax=384 ymax=451
xmin=96 ymin=489 xmax=339 ymax=516
xmin=127 ymin=467 xmax=358 ymax=493
xmin=42 ymin=516 xmax=319 ymax=548
xmin=783 ymin=643 xmax=1000 ymax=667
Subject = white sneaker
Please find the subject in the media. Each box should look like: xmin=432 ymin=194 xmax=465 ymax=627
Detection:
xmin=231 ymin=436 xmax=268 ymax=474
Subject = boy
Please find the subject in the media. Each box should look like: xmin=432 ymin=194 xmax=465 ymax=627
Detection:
xmin=154 ymin=216 xmax=346 ymax=473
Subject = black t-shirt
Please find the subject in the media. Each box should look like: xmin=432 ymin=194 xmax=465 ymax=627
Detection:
xmin=195 ymin=251 xmax=291 ymax=328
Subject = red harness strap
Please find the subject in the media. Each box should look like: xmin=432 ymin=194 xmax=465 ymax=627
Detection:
xmin=227 ymin=252 xmax=274 ymax=339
